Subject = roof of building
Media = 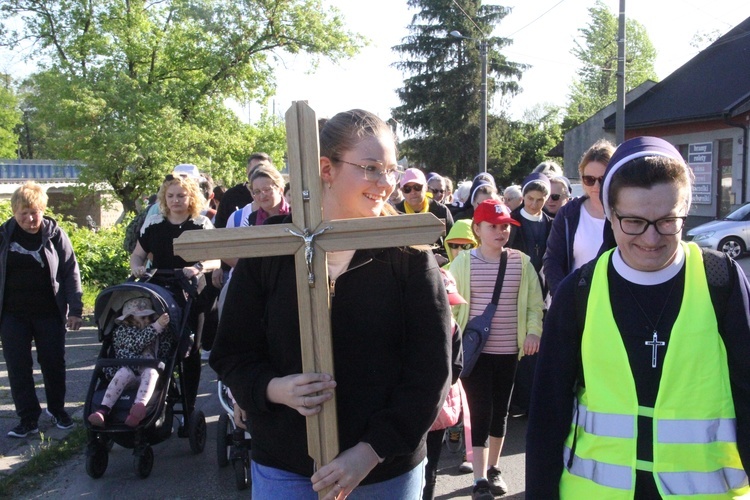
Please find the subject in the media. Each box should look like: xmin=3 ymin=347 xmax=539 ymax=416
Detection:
xmin=604 ymin=17 xmax=750 ymax=129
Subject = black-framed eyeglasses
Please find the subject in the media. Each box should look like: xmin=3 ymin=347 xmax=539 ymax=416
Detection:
xmin=334 ymin=159 xmax=402 ymax=185
xmin=613 ymin=211 xmax=687 ymax=235
xmin=429 ymin=188 xmax=445 ymax=195
xmin=582 ymin=175 xmax=605 ymax=187
xmin=549 ymin=194 xmax=563 ymax=201
xmin=402 ymin=184 xmax=423 ymax=194
xmin=448 ymin=242 xmax=475 ymax=250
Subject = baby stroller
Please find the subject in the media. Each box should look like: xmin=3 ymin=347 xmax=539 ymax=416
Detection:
xmin=84 ymin=270 xmax=207 ymax=479
xmin=216 ymin=380 xmax=252 ymax=490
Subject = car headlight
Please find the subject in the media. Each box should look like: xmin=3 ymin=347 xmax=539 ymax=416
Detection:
xmin=691 ymin=231 xmax=715 ymax=241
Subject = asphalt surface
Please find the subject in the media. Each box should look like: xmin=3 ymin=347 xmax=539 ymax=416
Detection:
xmin=1 ymin=255 xmax=747 ymax=498
xmin=0 ymin=326 xmax=525 ymax=499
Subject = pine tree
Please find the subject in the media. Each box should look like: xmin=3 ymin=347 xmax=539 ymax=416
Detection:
xmin=392 ymin=0 xmax=525 ymax=181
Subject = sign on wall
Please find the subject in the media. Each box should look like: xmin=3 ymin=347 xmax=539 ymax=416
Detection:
xmin=688 ymin=142 xmax=712 ymax=205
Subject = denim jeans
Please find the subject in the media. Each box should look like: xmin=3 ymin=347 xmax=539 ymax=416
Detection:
xmin=0 ymin=312 xmax=66 ymax=423
xmin=252 ymin=458 xmax=426 ymax=500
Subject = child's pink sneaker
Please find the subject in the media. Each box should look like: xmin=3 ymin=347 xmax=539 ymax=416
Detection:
xmin=125 ymin=403 xmax=147 ymax=427
xmin=88 ymin=411 xmax=107 ymax=427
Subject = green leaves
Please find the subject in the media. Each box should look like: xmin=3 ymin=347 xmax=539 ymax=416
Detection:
xmin=3 ymin=0 xmax=363 ymax=211
xmin=564 ymin=0 xmax=657 ymax=130
xmin=0 ymin=79 xmax=21 ymax=157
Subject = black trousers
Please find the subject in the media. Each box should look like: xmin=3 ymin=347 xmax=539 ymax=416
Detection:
xmin=461 ymin=353 xmax=518 ymax=446
xmin=0 ymin=312 xmax=66 ymax=424
xmin=422 ymin=429 xmax=445 ymax=500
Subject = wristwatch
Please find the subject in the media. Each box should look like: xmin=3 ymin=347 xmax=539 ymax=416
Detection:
xmin=193 ymin=262 xmax=204 ymax=272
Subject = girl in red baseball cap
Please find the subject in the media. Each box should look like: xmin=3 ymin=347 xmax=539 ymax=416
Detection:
xmin=448 ymin=198 xmax=544 ymax=498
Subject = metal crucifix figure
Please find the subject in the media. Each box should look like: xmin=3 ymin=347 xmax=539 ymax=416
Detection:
xmin=286 ymin=225 xmax=333 ymax=285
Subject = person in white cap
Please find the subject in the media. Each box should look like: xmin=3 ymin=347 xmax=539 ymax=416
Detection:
xmin=394 ymin=167 xmax=454 ymax=260
xmin=528 ymin=136 xmax=750 ymax=499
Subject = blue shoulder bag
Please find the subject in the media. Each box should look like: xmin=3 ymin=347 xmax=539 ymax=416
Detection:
xmin=460 ymin=250 xmax=508 ymax=377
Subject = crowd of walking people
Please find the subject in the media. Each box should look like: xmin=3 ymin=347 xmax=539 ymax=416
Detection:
xmin=1 ymin=117 xmax=749 ymax=500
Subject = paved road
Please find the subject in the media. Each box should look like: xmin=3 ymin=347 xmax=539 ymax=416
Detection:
xmin=0 ymin=324 xmax=527 ymax=499
xmin=3 ymin=254 xmax=747 ymax=498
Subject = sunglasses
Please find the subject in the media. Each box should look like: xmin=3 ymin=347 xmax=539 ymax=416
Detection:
xmin=582 ymin=175 xmax=605 ymax=187
xmin=448 ymin=242 xmax=475 ymax=250
xmin=165 ymin=173 xmax=193 ymax=182
xmin=429 ymin=188 xmax=445 ymax=195
xmin=402 ymin=184 xmax=423 ymax=194
xmin=549 ymin=194 xmax=562 ymax=201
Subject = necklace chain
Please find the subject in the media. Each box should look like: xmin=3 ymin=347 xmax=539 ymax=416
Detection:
xmin=622 ymin=277 xmax=678 ymax=334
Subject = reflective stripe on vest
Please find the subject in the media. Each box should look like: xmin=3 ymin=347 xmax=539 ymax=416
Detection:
xmin=658 ymin=469 xmax=749 ymax=496
xmin=573 ymin=403 xmax=634 ymax=438
xmin=564 ymin=446 xmax=632 ymax=490
xmin=658 ymin=418 xmax=737 ymax=444
xmin=560 ymin=242 xmax=749 ymax=499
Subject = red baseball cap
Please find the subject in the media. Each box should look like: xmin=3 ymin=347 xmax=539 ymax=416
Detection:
xmin=473 ymin=199 xmax=520 ymax=226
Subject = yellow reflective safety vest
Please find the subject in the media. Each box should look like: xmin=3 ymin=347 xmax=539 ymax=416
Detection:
xmin=560 ymin=242 xmax=749 ymax=499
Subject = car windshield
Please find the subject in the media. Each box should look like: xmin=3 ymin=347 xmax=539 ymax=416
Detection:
xmin=725 ymin=203 xmax=750 ymax=221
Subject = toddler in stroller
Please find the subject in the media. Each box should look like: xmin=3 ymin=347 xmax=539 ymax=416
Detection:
xmin=84 ymin=271 xmax=207 ymax=479
xmin=88 ymin=297 xmax=172 ymax=428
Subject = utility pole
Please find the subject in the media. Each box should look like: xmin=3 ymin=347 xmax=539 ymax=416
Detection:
xmin=616 ymin=0 xmax=626 ymax=144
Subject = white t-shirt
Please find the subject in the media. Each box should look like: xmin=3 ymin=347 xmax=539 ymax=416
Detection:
xmin=572 ymin=204 xmax=605 ymax=271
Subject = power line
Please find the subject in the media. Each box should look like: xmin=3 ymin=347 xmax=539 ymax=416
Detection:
xmin=506 ymin=0 xmax=569 ymax=38
xmin=450 ymin=0 xmax=486 ymax=37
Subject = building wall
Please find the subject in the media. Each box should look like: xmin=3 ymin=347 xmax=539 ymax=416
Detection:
xmin=626 ymin=119 xmax=749 ymax=228
xmin=563 ymin=81 xmax=657 ymax=179
xmin=47 ymin=190 xmax=123 ymax=229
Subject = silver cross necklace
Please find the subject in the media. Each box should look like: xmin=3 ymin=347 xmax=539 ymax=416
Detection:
xmin=623 ymin=277 xmax=678 ymax=368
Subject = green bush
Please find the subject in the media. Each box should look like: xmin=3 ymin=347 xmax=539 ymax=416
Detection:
xmin=67 ymin=222 xmax=131 ymax=288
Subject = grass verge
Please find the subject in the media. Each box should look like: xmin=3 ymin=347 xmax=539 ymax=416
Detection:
xmin=82 ymin=282 xmax=99 ymax=317
xmin=0 ymin=425 xmax=88 ymax=497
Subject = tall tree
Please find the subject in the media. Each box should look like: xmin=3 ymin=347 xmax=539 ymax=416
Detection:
xmin=392 ymin=0 xmax=525 ymax=182
xmin=489 ymin=104 xmax=563 ymax=187
xmin=564 ymin=0 xmax=657 ymax=130
xmin=1 ymin=0 xmax=363 ymax=212
xmin=0 ymin=75 xmax=21 ymax=158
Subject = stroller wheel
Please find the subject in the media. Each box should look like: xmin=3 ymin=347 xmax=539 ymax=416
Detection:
xmin=233 ymin=458 xmax=249 ymax=490
xmin=188 ymin=410 xmax=207 ymax=454
xmin=134 ymin=445 xmax=154 ymax=478
xmin=217 ymin=413 xmax=231 ymax=467
xmin=102 ymin=434 xmax=115 ymax=451
xmin=86 ymin=444 xmax=109 ymax=479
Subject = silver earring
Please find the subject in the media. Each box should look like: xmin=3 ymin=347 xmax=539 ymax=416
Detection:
xmin=328 ymin=183 xmax=332 ymax=189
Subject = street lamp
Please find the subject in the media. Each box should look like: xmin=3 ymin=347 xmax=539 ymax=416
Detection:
xmin=450 ymin=30 xmax=488 ymax=175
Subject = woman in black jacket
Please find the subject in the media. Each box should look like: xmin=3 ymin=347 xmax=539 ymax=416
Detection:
xmin=210 ymin=109 xmax=452 ymax=500
xmin=0 ymin=181 xmax=83 ymax=437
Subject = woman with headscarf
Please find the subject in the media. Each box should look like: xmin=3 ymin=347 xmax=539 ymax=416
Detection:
xmin=527 ymin=137 xmax=750 ymax=499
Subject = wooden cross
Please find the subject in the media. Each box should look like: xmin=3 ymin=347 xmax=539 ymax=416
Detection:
xmin=174 ymin=101 xmax=444 ymax=497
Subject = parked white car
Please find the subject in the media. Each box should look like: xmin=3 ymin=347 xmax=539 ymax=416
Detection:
xmin=686 ymin=203 xmax=750 ymax=259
